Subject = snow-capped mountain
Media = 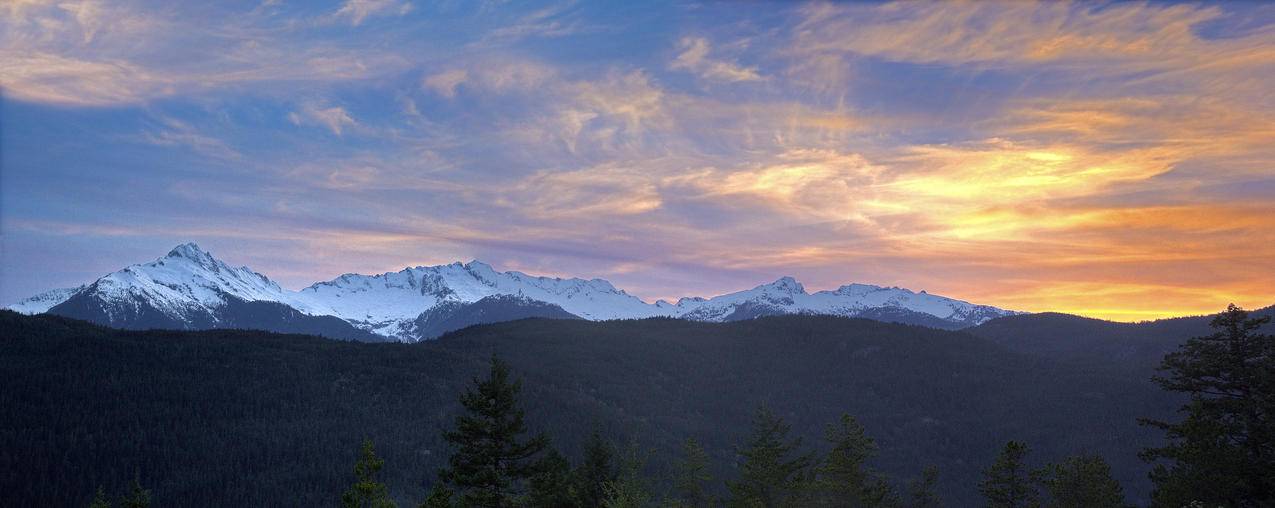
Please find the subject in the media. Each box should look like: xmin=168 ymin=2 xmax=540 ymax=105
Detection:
xmin=8 ymin=285 xmax=86 ymax=314
xmin=8 ymin=242 xmax=1021 ymax=341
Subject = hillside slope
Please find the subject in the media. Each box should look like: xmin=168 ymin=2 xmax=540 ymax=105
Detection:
xmin=0 ymin=311 xmax=1181 ymax=506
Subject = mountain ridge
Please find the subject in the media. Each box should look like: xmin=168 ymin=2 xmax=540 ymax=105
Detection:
xmin=11 ymin=242 xmax=1019 ymax=341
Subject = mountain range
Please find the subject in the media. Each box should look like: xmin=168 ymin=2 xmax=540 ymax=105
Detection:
xmin=8 ymin=242 xmax=1019 ymax=341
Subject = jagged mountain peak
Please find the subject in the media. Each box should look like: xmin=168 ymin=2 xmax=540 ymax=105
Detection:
xmin=759 ymin=276 xmax=806 ymax=295
xmin=167 ymin=242 xmax=210 ymax=260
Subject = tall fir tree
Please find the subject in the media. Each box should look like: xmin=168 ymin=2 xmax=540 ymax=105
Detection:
xmin=601 ymin=445 xmax=653 ymax=508
xmin=118 ymin=475 xmax=150 ymax=508
xmin=342 ymin=438 xmax=397 ymax=508
xmin=978 ymin=441 xmax=1038 ymax=508
xmin=89 ymin=486 xmax=112 ymax=508
xmin=727 ymin=406 xmax=813 ymax=508
xmin=907 ymin=466 xmax=941 ymax=508
xmin=1139 ymin=304 xmax=1274 ymax=507
xmin=528 ymin=448 xmax=578 ymax=508
xmin=811 ymin=413 xmax=896 ymax=507
xmin=575 ymin=428 xmax=618 ymax=507
xmin=669 ymin=438 xmax=713 ymax=508
xmin=1035 ymin=454 xmax=1126 ymax=508
xmin=439 ymin=355 xmax=548 ymax=508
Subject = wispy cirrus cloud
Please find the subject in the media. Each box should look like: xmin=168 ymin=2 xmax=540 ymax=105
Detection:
xmin=671 ymin=37 xmax=764 ymax=83
xmin=332 ymin=0 xmax=413 ymax=26
xmin=288 ymin=101 xmax=359 ymax=136
xmin=0 ymin=0 xmax=412 ymax=106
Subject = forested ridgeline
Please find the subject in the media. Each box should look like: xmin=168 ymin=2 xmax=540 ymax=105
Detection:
xmin=1 ymin=308 xmax=1269 ymax=506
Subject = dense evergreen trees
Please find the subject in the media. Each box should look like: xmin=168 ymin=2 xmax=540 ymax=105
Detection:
xmin=1035 ymin=455 xmax=1126 ymax=508
xmin=975 ymin=443 xmax=1129 ymax=508
xmin=4 ymin=307 xmax=1269 ymax=506
xmin=1140 ymin=304 xmax=1275 ymax=507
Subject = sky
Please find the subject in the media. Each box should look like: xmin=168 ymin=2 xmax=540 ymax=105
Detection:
xmin=1 ymin=0 xmax=1273 ymax=321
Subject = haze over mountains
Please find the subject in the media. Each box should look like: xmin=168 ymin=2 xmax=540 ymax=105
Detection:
xmin=8 ymin=243 xmax=1018 ymax=341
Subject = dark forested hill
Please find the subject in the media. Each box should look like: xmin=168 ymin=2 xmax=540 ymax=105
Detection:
xmin=968 ymin=305 xmax=1275 ymax=369
xmin=0 ymin=310 xmax=1191 ymax=507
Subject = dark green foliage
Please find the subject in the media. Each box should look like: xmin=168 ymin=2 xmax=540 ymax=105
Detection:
xmin=979 ymin=441 xmax=1038 ymax=508
xmin=1035 ymin=454 xmax=1126 ymax=508
xmin=601 ymin=445 xmax=653 ymax=508
xmin=118 ymin=476 xmax=151 ymax=508
xmin=0 ymin=310 xmax=1199 ymax=505
xmin=439 ymin=356 xmax=548 ymax=507
xmin=343 ymin=439 xmax=397 ymax=508
xmin=907 ymin=466 xmax=941 ymax=508
xmin=811 ymin=413 xmax=897 ymax=507
xmin=727 ymin=407 xmax=813 ymax=508
xmin=88 ymin=486 xmax=112 ymax=508
xmin=575 ymin=428 xmax=618 ymax=507
xmin=420 ymin=485 xmax=455 ymax=508
xmin=669 ymin=438 xmax=713 ymax=508
xmin=1139 ymin=304 xmax=1275 ymax=507
xmin=528 ymin=449 xmax=578 ymax=508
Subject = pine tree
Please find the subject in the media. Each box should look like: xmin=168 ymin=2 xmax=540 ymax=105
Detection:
xmin=89 ymin=486 xmax=112 ymax=508
xmin=669 ymin=438 xmax=713 ymax=508
xmin=811 ymin=413 xmax=896 ymax=507
xmin=978 ymin=441 xmax=1038 ymax=508
xmin=118 ymin=476 xmax=150 ymax=508
xmin=906 ymin=466 xmax=941 ymax=508
xmin=1139 ymin=304 xmax=1274 ymax=507
xmin=419 ymin=485 xmax=454 ymax=508
xmin=342 ymin=438 xmax=397 ymax=508
xmin=727 ymin=406 xmax=813 ymax=508
xmin=1035 ymin=454 xmax=1126 ymax=508
xmin=528 ymin=448 xmax=578 ymax=508
xmin=601 ymin=445 xmax=652 ymax=508
xmin=439 ymin=355 xmax=548 ymax=508
xmin=575 ymin=428 xmax=617 ymax=507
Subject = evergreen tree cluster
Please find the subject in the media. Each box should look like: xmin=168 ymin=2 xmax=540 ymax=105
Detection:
xmin=341 ymin=358 xmax=1140 ymax=508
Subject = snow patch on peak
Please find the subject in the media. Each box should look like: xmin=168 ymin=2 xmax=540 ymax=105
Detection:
xmin=7 ymin=285 xmax=86 ymax=314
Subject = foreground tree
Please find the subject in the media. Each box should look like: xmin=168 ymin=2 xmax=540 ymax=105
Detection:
xmin=342 ymin=439 xmax=397 ymax=508
xmin=89 ymin=486 xmax=112 ymax=508
xmin=811 ymin=413 xmax=896 ymax=507
xmin=419 ymin=485 xmax=454 ymax=508
xmin=979 ymin=441 xmax=1038 ymax=508
xmin=118 ymin=476 xmax=151 ymax=508
xmin=601 ymin=446 xmax=652 ymax=508
xmin=575 ymin=429 xmax=618 ymax=507
xmin=669 ymin=438 xmax=713 ymax=508
xmin=1036 ymin=455 xmax=1125 ymax=508
xmin=906 ymin=466 xmax=941 ymax=508
xmin=439 ymin=356 xmax=548 ymax=508
xmin=1140 ymin=305 xmax=1274 ymax=507
xmin=528 ymin=448 xmax=577 ymax=508
xmin=728 ymin=406 xmax=813 ymax=508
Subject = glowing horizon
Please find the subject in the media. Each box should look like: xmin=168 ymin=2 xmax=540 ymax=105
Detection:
xmin=2 ymin=1 xmax=1272 ymax=322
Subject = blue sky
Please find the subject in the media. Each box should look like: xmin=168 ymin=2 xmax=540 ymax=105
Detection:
xmin=2 ymin=0 xmax=1273 ymax=320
